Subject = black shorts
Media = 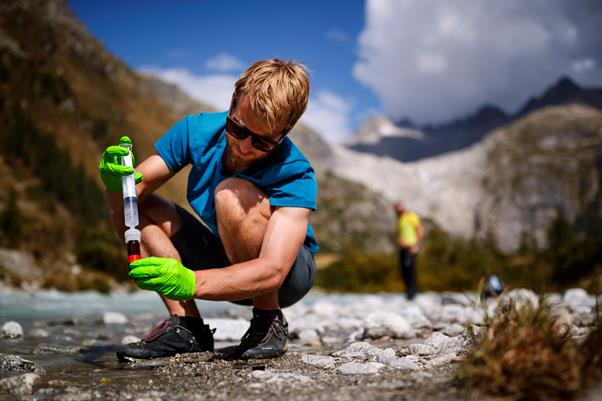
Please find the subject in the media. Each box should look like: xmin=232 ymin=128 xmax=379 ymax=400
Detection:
xmin=170 ymin=205 xmax=316 ymax=308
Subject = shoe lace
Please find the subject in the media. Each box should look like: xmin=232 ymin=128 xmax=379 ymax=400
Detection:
xmin=241 ymin=316 xmax=284 ymax=345
xmin=142 ymin=318 xmax=172 ymax=342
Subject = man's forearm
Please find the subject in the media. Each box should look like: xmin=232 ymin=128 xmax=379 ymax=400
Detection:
xmin=194 ymin=257 xmax=285 ymax=301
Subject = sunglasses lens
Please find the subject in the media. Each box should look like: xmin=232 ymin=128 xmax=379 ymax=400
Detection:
xmin=252 ymin=138 xmax=272 ymax=152
xmin=226 ymin=116 xmax=278 ymax=152
xmin=226 ymin=118 xmax=247 ymax=140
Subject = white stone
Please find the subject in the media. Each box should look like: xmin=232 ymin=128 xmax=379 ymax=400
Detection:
xmin=0 ymin=373 xmax=40 ymax=395
xmin=441 ymin=324 xmax=465 ymax=337
xmin=563 ymin=288 xmax=594 ymax=314
xmin=102 ymin=312 xmax=127 ymax=325
xmin=424 ymin=332 xmax=454 ymax=350
xmin=1 ymin=321 xmax=23 ymax=339
xmin=428 ymin=353 xmax=461 ymax=367
xmin=29 ymin=329 xmax=49 ymax=338
xmin=301 ymin=354 xmax=336 ymax=369
xmin=336 ymin=361 xmax=384 ymax=375
xmin=408 ymin=343 xmax=436 ymax=356
xmin=363 ymin=312 xmax=415 ymax=339
xmin=204 ymin=318 xmax=248 ymax=341
xmin=251 ymin=370 xmax=312 ymax=385
xmin=121 ymin=335 xmax=140 ymax=345
xmin=498 ymin=289 xmax=539 ymax=311
xmin=440 ymin=304 xmax=470 ymax=324
xmin=375 ymin=348 xmax=398 ymax=365
xmin=297 ymin=329 xmax=321 ymax=347
xmin=332 ymin=342 xmax=384 ymax=360
xmin=389 ymin=356 xmax=421 ymax=371
xmin=400 ymin=305 xmax=432 ymax=329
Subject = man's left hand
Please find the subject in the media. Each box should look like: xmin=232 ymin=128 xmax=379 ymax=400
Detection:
xmin=129 ymin=257 xmax=196 ymax=300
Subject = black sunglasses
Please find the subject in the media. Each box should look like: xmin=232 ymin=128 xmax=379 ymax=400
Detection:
xmin=226 ymin=115 xmax=283 ymax=152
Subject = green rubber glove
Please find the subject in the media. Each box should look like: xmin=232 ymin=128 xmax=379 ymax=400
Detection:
xmin=98 ymin=136 xmax=143 ymax=192
xmin=129 ymin=257 xmax=197 ymax=301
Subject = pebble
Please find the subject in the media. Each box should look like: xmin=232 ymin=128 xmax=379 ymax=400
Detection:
xmin=408 ymin=343 xmax=436 ymax=356
xmin=389 ymin=356 xmax=422 ymax=371
xmin=0 ymin=353 xmax=45 ymax=374
xmin=101 ymin=311 xmax=127 ymax=325
xmin=363 ymin=312 xmax=415 ymax=339
xmin=251 ymin=370 xmax=313 ymax=385
xmin=298 ymin=328 xmax=321 ymax=347
xmin=498 ymin=289 xmax=539 ymax=311
xmin=336 ymin=361 xmax=384 ymax=375
xmin=441 ymin=323 xmax=465 ymax=337
xmin=301 ymin=354 xmax=337 ymax=369
xmin=121 ymin=335 xmax=141 ymax=345
xmin=0 ymin=373 xmax=40 ymax=395
xmin=1 ymin=321 xmax=23 ymax=339
xmin=29 ymin=328 xmax=49 ymax=338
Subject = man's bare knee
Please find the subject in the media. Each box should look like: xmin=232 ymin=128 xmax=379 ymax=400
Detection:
xmin=214 ymin=178 xmax=270 ymax=218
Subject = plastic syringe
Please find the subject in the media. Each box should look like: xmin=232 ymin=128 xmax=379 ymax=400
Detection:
xmin=119 ymin=136 xmax=141 ymax=263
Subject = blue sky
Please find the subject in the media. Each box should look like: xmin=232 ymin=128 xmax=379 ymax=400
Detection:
xmin=68 ymin=1 xmax=602 ymax=143
xmin=68 ymin=0 xmax=380 ymax=141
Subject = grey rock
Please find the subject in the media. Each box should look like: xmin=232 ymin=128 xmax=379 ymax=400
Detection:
xmin=424 ymin=332 xmax=454 ymax=350
xmin=301 ymin=354 xmax=336 ymax=369
xmin=101 ymin=311 xmax=127 ymax=325
xmin=498 ymin=289 xmax=539 ymax=311
xmin=363 ymin=312 xmax=415 ymax=339
xmin=0 ymin=353 xmax=45 ymax=374
xmin=29 ymin=328 xmax=49 ymax=338
xmin=440 ymin=304 xmax=472 ymax=325
xmin=251 ymin=370 xmax=312 ymax=385
xmin=563 ymin=288 xmax=594 ymax=315
xmin=332 ymin=342 xmax=387 ymax=360
xmin=121 ymin=335 xmax=140 ymax=345
xmin=428 ymin=353 xmax=461 ymax=367
xmin=389 ymin=356 xmax=422 ymax=371
xmin=375 ymin=348 xmax=398 ymax=365
xmin=441 ymin=323 xmax=465 ymax=337
xmin=408 ymin=343 xmax=436 ymax=356
xmin=298 ymin=328 xmax=321 ymax=347
xmin=336 ymin=361 xmax=385 ymax=375
xmin=401 ymin=305 xmax=432 ymax=329
xmin=1 ymin=321 xmax=23 ymax=339
xmin=0 ymin=373 xmax=40 ymax=395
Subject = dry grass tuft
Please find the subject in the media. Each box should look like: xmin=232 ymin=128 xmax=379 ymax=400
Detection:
xmin=457 ymin=298 xmax=601 ymax=401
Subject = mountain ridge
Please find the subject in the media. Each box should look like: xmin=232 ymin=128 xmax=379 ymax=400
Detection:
xmin=347 ymin=76 xmax=602 ymax=162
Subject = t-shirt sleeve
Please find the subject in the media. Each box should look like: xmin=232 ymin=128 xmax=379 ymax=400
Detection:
xmin=409 ymin=213 xmax=421 ymax=228
xmin=267 ymin=167 xmax=317 ymax=211
xmin=154 ymin=116 xmax=192 ymax=173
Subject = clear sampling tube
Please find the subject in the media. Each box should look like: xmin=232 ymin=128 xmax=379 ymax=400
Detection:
xmin=119 ymin=136 xmax=141 ymax=263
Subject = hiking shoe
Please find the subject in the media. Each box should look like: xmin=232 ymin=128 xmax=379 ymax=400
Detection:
xmin=215 ymin=308 xmax=288 ymax=360
xmin=116 ymin=316 xmax=214 ymax=362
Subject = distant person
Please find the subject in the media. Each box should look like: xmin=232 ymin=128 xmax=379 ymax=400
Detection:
xmin=98 ymin=59 xmax=318 ymax=361
xmin=394 ymin=201 xmax=423 ymax=300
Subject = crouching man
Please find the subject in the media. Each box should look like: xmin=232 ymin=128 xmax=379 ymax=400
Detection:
xmin=98 ymin=59 xmax=318 ymax=361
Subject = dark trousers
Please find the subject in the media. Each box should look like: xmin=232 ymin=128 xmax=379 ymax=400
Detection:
xmin=399 ymin=248 xmax=417 ymax=300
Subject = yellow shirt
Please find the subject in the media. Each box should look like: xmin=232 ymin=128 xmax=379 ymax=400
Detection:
xmin=397 ymin=211 xmax=421 ymax=247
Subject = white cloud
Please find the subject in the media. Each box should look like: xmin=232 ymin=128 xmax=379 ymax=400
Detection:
xmin=326 ymin=28 xmax=349 ymax=43
xmin=205 ymin=53 xmax=245 ymax=72
xmin=572 ymin=58 xmax=596 ymax=74
xmin=140 ymin=66 xmax=237 ymax=110
xmin=353 ymin=0 xmax=602 ymax=123
xmin=140 ymin=67 xmax=353 ymax=143
xmin=302 ymin=90 xmax=353 ymax=143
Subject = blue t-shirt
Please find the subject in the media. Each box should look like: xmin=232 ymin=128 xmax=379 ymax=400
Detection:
xmin=155 ymin=111 xmax=319 ymax=253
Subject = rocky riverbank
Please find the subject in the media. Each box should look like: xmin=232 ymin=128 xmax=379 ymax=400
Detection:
xmin=0 ymin=288 xmax=599 ymax=400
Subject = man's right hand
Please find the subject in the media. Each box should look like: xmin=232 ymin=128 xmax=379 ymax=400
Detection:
xmin=98 ymin=138 xmax=143 ymax=192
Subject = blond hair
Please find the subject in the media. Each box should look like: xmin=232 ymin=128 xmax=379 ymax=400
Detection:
xmin=232 ymin=59 xmax=310 ymax=134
